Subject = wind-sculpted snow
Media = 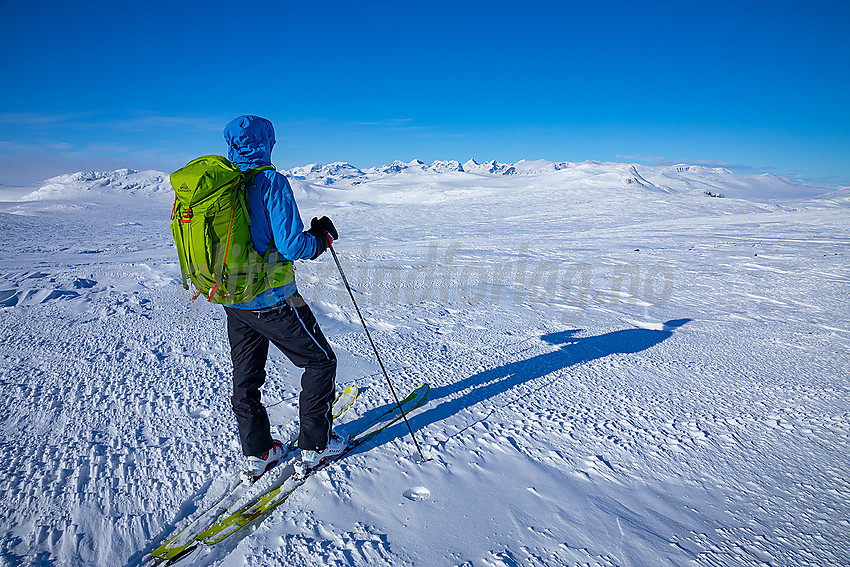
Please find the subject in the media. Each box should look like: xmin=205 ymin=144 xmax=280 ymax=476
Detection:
xmin=0 ymin=165 xmax=847 ymax=566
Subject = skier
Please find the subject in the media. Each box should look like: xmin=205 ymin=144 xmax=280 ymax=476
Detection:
xmin=221 ymin=115 xmax=347 ymax=479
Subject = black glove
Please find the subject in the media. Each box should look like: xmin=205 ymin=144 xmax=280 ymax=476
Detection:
xmin=307 ymin=216 xmax=338 ymax=259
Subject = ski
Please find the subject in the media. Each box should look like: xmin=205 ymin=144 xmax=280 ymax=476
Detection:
xmin=145 ymin=383 xmax=358 ymax=565
xmin=193 ymin=383 xmax=429 ymax=551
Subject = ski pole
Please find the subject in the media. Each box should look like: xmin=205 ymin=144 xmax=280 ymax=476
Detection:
xmin=328 ymin=241 xmax=430 ymax=462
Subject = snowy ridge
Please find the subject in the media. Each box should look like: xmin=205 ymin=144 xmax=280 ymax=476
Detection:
xmin=23 ymin=169 xmax=172 ymax=200
xmin=287 ymin=162 xmax=368 ymax=185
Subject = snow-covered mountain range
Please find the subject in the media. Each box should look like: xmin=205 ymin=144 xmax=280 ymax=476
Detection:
xmin=19 ymin=158 xmax=842 ymax=205
xmin=285 ymin=157 xmax=796 ymax=195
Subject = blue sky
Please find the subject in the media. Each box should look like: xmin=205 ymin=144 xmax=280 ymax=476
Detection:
xmin=1 ymin=0 xmax=848 ymax=186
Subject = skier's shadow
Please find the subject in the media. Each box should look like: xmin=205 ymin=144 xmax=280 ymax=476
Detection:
xmin=371 ymin=319 xmax=691 ymax=450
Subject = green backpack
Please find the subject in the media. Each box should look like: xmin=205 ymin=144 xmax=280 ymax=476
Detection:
xmin=169 ymin=155 xmax=294 ymax=304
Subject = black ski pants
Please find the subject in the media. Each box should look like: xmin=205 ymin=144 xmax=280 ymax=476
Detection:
xmin=224 ymin=293 xmax=336 ymax=457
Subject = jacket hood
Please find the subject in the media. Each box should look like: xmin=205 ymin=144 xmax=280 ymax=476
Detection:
xmin=224 ymin=115 xmax=276 ymax=170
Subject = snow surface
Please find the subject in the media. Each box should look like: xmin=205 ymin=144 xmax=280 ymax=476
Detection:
xmin=0 ymin=160 xmax=848 ymax=566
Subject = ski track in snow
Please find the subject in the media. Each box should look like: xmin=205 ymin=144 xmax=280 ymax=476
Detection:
xmin=0 ymin=167 xmax=848 ymax=566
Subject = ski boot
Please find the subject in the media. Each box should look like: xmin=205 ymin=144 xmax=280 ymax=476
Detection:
xmin=245 ymin=440 xmax=287 ymax=481
xmin=294 ymin=432 xmax=349 ymax=478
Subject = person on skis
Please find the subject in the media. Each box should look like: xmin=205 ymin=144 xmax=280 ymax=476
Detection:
xmin=221 ymin=115 xmax=347 ymax=479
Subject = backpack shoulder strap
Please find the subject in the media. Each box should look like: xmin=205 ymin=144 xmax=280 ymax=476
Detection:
xmin=244 ymin=165 xmax=276 ymax=188
xmin=242 ymin=165 xmax=280 ymax=261
xmin=236 ymin=165 xmax=277 ymax=225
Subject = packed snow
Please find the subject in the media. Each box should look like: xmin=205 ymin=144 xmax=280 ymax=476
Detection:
xmin=0 ymin=159 xmax=848 ymax=566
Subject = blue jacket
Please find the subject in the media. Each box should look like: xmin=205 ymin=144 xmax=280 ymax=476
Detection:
xmin=223 ymin=115 xmax=318 ymax=310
